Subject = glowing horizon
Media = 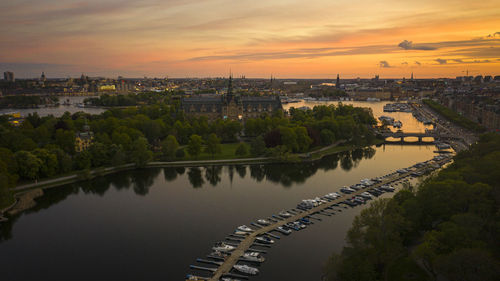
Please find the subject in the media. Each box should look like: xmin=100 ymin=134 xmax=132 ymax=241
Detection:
xmin=1 ymin=0 xmax=499 ymax=79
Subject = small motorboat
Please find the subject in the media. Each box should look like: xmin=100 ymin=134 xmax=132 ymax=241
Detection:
xmin=294 ymin=221 xmax=306 ymax=229
xmin=233 ymin=264 xmax=259 ymax=275
xmin=242 ymin=251 xmax=265 ymax=263
xmin=279 ymin=210 xmax=292 ymax=218
xmin=234 ymin=231 xmax=249 ymax=236
xmin=186 ymin=275 xmax=209 ymax=281
xmin=237 ymin=225 xmax=253 ymax=232
xmin=285 ymin=222 xmax=300 ymax=231
xmin=257 ymin=219 xmax=271 ymax=226
xmin=276 ymin=226 xmax=291 ymax=235
xmin=207 ymin=250 xmax=229 ymax=260
xmin=255 ymin=236 xmax=274 ymax=244
xmin=212 ymin=242 xmax=236 ymax=252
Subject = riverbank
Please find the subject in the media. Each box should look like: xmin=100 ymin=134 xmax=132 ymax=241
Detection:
xmin=1 ymin=140 xmax=375 ymax=216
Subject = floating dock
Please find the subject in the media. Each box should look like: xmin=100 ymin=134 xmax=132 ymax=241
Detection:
xmin=202 ymin=157 xmax=451 ymax=281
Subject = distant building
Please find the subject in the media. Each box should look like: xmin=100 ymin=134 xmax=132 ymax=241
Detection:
xmin=3 ymin=71 xmax=14 ymax=82
xmin=75 ymin=124 xmax=94 ymax=152
xmin=181 ymin=76 xmax=282 ymax=121
xmin=336 ymin=74 xmax=340 ymax=89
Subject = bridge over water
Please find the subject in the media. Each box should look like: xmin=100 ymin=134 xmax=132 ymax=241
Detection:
xmin=380 ymin=130 xmax=457 ymax=143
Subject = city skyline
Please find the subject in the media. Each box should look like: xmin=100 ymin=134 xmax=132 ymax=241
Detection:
xmin=1 ymin=0 xmax=499 ymax=78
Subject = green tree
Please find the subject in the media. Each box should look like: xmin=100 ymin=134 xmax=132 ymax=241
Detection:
xmin=320 ymin=129 xmax=336 ymax=145
xmin=294 ymin=126 xmax=312 ymax=152
xmin=161 ymin=135 xmax=179 ymax=160
xmin=130 ymin=137 xmax=152 ymax=167
xmin=205 ymin=133 xmax=221 ymax=158
xmin=187 ymin=134 xmax=203 ymax=159
xmin=235 ymin=143 xmax=248 ymax=157
xmin=32 ymin=148 xmax=58 ymax=178
xmin=15 ymin=151 xmax=42 ymax=180
xmin=250 ymin=136 xmax=267 ymax=156
xmin=55 ymin=129 xmax=75 ymax=154
xmin=74 ymin=151 xmax=91 ymax=170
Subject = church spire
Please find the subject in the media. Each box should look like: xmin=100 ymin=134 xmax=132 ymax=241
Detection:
xmin=227 ymin=73 xmax=233 ymax=96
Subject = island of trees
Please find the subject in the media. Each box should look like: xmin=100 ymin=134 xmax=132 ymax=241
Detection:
xmin=324 ymin=133 xmax=500 ymax=281
xmin=0 ymin=101 xmax=378 ymax=208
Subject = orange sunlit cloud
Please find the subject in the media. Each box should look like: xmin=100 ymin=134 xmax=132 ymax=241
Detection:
xmin=0 ymin=0 xmax=499 ymax=78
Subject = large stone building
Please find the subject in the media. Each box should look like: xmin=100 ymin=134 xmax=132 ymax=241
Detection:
xmin=181 ymin=77 xmax=282 ymax=120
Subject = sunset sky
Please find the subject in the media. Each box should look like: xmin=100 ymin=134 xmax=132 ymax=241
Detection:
xmin=1 ymin=0 xmax=499 ymax=78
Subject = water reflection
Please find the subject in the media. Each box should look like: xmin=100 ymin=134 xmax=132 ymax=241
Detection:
xmin=0 ymin=146 xmax=376 ymax=243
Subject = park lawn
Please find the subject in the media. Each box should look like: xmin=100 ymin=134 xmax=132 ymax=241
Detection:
xmin=386 ymin=256 xmax=430 ymax=281
xmin=183 ymin=142 xmax=253 ymax=161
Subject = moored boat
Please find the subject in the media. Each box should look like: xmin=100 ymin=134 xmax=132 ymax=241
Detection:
xmin=237 ymin=225 xmax=253 ymax=232
xmin=233 ymin=264 xmax=259 ymax=275
xmin=212 ymin=242 xmax=236 ymax=252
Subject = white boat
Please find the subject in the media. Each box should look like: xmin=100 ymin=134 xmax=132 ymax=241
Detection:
xmin=279 ymin=210 xmax=292 ymax=218
xmin=255 ymin=236 xmax=274 ymax=244
xmin=212 ymin=242 xmax=236 ymax=252
xmin=257 ymin=219 xmax=271 ymax=226
xmin=234 ymin=231 xmax=249 ymax=236
xmin=276 ymin=226 xmax=292 ymax=235
xmin=237 ymin=225 xmax=253 ymax=232
xmin=242 ymin=251 xmax=265 ymax=263
xmin=233 ymin=264 xmax=259 ymax=275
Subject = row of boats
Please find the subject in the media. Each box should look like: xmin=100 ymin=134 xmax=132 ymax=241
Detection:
xmin=187 ymin=155 xmax=453 ymax=281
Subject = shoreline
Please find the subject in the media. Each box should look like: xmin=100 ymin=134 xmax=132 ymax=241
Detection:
xmin=0 ymin=140 xmax=380 ymax=218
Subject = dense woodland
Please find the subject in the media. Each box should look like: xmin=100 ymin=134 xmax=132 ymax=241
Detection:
xmin=324 ymin=133 xmax=500 ymax=281
xmin=0 ymin=102 xmax=376 ymax=207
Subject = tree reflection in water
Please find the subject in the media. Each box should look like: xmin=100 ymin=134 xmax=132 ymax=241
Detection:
xmin=0 ymin=147 xmax=377 ymax=242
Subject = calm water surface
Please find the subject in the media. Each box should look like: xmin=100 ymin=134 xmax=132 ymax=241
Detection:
xmin=0 ymin=101 xmax=438 ymax=281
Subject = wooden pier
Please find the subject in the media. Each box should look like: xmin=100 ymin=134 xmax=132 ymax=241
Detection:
xmin=205 ymin=157 xmax=451 ymax=281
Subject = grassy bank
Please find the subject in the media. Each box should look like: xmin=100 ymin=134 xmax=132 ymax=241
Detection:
xmin=423 ymin=99 xmax=485 ymax=132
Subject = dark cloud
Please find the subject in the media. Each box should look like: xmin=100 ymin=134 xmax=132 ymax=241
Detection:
xmin=415 ymin=61 xmax=421 ymax=66
xmin=401 ymin=62 xmax=408 ymax=65
xmin=452 ymin=59 xmax=463 ymax=63
xmin=398 ymin=40 xmax=437 ymax=50
xmin=379 ymin=61 xmax=391 ymax=68
xmin=435 ymin=58 xmax=447 ymax=64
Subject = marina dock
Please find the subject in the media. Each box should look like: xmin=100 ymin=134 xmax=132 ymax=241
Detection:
xmin=195 ymin=157 xmax=452 ymax=281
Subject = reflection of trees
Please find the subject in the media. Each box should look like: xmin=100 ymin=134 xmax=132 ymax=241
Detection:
xmin=243 ymin=147 xmax=377 ymax=186
xmin=110 ymin=173 xmax=132 ymax=190
xmin=0 ymin=147 xmax=379 ymax=243
xmin=250 ymin=165 xmax=265 ymax=182
xmin=163 ymin=167 xmax=178 ymax=182
xmin=363 ymin=147 xmax=376 ymax=159
xmin=227 ymin=166 xmax=234 ymax=183
xmin=340 ymin=152 xmax=354 ymax=171
xmin=235 ymin=165 xmax=246 ymax=178
xmin=175 ymin=167 xmax=185 ymax=175
xmin=130 ymin=168 xmax=161 ymax=195
xmin=80 ymin=177 xmax=112 ymax=196
xmin=188 ymin=167 xmax=204 ymax=188
xmin=205 ymin=166 xmax=222 ymax=186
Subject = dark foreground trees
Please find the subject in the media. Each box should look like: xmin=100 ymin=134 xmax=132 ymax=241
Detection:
xmin=324 ymin=133 xmax=500 ymax=281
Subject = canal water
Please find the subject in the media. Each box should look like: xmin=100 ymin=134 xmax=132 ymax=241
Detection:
xmin=0 ymin=101 xmax=438 ymax=281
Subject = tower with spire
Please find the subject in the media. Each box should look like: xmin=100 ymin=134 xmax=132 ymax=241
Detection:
xmin=336 ymin=74 xmax=340 ymax=89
